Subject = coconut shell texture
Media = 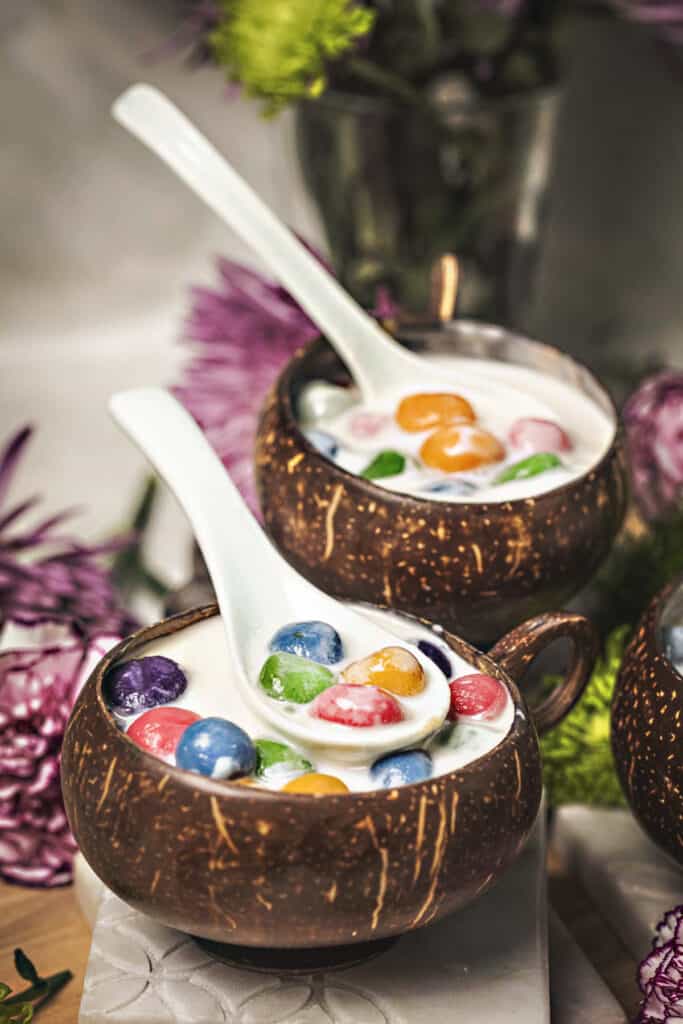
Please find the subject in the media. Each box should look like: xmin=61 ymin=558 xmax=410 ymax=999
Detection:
xmin=255 ymin=327 xmax=627 ymax=648
xmin=612 ymin=581 xmax=683 ymax=865
xmin=62 ymin=604 xmax=595 ymax=950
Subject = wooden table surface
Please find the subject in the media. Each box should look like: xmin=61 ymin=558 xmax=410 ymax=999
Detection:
xmin=0 ymin=863 xmax=641 ymax=1023
xmin=1 ymin=881 xmax=88 ymax=1023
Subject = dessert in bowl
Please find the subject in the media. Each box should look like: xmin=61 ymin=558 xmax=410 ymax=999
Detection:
xmin=256 ymin=320 xmax=628 ymax=648
xmin=612 ymin=576 xmax=683 ymax=866
xmin=96 ymin=610 xmax=516 ymax=793
xmin=62 ymin=602 xmax=597 ymax=956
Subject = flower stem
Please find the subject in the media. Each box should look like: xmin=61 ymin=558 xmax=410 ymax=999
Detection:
xmin=110 ymin=475 xmax=170 ymax=602
xmin=4 ymin=970 xmax=73 ymax=1013
xmin=345 ymin=56 xmax=424 ymax=106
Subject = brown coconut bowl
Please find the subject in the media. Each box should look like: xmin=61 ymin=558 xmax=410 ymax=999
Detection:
xmin=255 ymin=321 xmax=627 ymax=649
xmin=62 ymin=604 xmax=597 ymax=953
xmin=612 ymin=578 xmax=683 ymax=865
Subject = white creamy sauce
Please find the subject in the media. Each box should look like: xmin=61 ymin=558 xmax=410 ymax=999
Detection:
xmin=238 ymin=600 xmax=448 ymax=763
xmin=114 ymin=608 xmax=514 ymax=793
xmin=298 ymin=355 xmax=614 ymax=503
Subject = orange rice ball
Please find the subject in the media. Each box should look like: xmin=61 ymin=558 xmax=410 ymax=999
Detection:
xmin=396 ymin=392 xmax=475 ymax=433
xmin=282 ymin=773 xmax=350 ymax=795
xmin=341 ymin=646 xmax=425 ymax=697
xmin=420 ymin=425 xmax=505 ymax=473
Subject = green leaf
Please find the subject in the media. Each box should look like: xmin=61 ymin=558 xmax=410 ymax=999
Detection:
xmin=494 ymin=452 xmax=561 ymax=485
xmin=110 ymin=475 xmax=170 ymax=602
xmin=361 ymin=450 xmax=406 ymax=480
xmin=0 ymin=985 xmax=10 ymax=1002
xmin=130 ymin=475 xmax=159 ymax=533
xmin=0 ymin=1003 xmax=33 ymax=1024
xmin=12 ymin=954 xmax=39 ymax=988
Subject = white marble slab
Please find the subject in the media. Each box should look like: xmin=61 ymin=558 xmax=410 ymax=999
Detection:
xmin=553 ymin=805 xmax=683 ymax=961
xmin=548 ymin=910 xmax=626 ymax=1024
xmin=78 ymin=812 xmax=550 ymax=1023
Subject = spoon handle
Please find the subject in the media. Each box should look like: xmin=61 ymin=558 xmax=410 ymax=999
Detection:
xmin=109 ymin=388 xmax=287 ymax=638
xmin=112 ymin=84 xmax=415 ymax=403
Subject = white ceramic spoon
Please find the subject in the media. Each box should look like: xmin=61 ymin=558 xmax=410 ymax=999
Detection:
xmin=110 ymin=388 xmax=450 ymax=764
xmin=111 ymin=84 xmax=453 ymax=406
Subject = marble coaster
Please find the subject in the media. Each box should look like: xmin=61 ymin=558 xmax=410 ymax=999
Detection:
xmin=553 ymin=805 xmax=683 ymax=961
xmin=79 ymin=813 xmax=550 ymax=1023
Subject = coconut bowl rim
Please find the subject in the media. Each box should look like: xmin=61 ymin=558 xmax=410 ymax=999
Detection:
xmin=269 ymin=320 xmax=623 ymax=514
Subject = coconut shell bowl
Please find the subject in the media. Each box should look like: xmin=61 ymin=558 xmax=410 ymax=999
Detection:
xmin=255 ymin=320 xmax=627 ymax=649
xmin=62 ymin=602 xmax=598 ymax=971
xmin=612 ymin=577 xmax=683 ymax=866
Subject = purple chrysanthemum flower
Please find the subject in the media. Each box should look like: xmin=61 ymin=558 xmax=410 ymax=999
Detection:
xmin=0 ymin=427 xmax=137 ymax=640
xmin=623 ymin=371 xmax=683 ymax=521
xmin=174 ymin=258 xmax=320 ymax=513
xmin=0 ymin=635 xmax=118 ymax=887
xmin=174 ymin=252 xmax=399 ymax=514
xmin=637 ymin=905 xmax=683 ymax=1022
xmin=0 ymin=425 xmax=135 ymax=886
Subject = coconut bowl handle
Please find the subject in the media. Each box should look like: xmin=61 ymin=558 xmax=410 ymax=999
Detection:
xmin=488 ymin=612 xmax=599 ymax=736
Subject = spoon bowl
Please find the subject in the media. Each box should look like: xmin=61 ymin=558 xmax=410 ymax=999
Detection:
xmin=110 ymin=388 xmax=450 ymax=763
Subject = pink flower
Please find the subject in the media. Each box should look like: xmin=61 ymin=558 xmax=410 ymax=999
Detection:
xmin=637 ymin=906 xmax=683 ymax=1023
xmin=0 ymin=633 xmax=119 ymax=886
xmin=174 ymin=252 xmax=399 ymax=514
xmin=623 ymin=372 xmax=683 ymax=520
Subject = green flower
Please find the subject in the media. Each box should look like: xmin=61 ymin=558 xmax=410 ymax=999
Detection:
xmin=540 ymin=626 xmax=630 ymax=808
xmin=211 ymin=0 xmax=375 ymax=114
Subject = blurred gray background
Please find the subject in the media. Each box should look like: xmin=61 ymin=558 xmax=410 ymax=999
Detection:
xmin=1 ymin=1 xmax=682 ymax=577
xmin=535 ymin=20 xmax=683 ymax=378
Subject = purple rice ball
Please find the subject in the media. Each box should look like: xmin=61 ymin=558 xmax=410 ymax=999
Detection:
xmin=104 ymin=656 xmax=187 ymax=717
